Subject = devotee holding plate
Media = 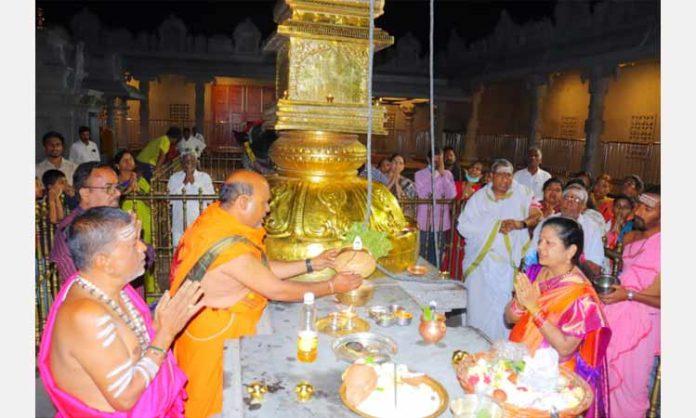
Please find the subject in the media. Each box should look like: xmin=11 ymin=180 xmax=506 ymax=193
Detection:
xmin=167 ymin=152 xmax=216 ymax=247
xmin=526 ymin=184 xmax=605 ymax=277
xmin=69 ymin=126 xmax=101 ymax=165
xmin=513 ymin=146 xmax=551 ymax=201
xmin=600 ymin=188 xmax=661 ymax=418
xmin=415 ymin=148 xmax=458 ymax=266
xmin=38 ymin=207 xmax=204 ymax=417
xmin=51 ymin=162 xmax=122 ymax=284
xmin=169 ymin=169 xmax=362 ymax=418
xmin=457 ymin=158 xmax=541 ymax=341
xmin=506 ymin=217 xmax=610 ymax=418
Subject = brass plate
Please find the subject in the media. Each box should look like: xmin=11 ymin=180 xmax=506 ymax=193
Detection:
xmin=316 ymin=313 xmax=370 ymax=337
xmin=407 ymin=265 xmax=428 ymax=276
xmin=339 ymin=375 xmax=449 ymax=418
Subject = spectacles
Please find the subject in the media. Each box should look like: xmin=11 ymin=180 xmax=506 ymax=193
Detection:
xmin=562 ymin=195 xmax=583 ymax=203
xmin=83 ymin=184 xmax=119 ymax=195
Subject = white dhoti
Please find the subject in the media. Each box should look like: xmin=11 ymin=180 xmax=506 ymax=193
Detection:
xmin=457 ymin=183 xmax=533 ymax=342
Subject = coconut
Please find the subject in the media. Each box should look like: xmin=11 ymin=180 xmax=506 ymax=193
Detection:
xmin=334 ymin=249 xmax=377 ymax=278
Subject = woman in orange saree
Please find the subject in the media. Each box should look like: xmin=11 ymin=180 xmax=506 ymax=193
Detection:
xmin=505 ymin=217 xmax=611 ymax=417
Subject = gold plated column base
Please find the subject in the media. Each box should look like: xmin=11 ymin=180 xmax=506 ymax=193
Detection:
xmin=265 ymin=174 xmax=419 ymax=282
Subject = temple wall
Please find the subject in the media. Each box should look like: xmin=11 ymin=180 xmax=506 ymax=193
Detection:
xmin=477 ymin=80 xmax=530 ymax=135
xmin=540 ymin=70 xmax=589 ymax=140
xmin=602 ymin=60 xmax=660 ymax=142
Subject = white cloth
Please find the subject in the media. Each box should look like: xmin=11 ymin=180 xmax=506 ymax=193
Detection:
xmin=527 ymin=212 xmax=606 ymax=268
xmin=177 ymin=136 xmax=206 ymax=158
xmin=194 ymin=132 xmax=205 ymax=144
xmin=167 ymin=170 xmax=215 ymax=246
xmin=35 ymin=158 xmax=78 ymax=186
xmin=68 ymin=140 xmax=100 ymax=165
xmin=457 ymin=182 xmax=534 ymax=341
xmin=513 ymin=167 xmax=551 ymax=201
xmin=584 ymin=208 xmax=609 ymax=235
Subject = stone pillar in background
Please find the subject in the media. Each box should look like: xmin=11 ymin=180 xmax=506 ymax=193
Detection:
xmin=526 ymin=74 xmax=549 ymax=150
xmin=581 ymin=65 xmax=616 ymax=176
xmin=139 ymin=78 xmax=150 ymax=142
xmin=462 ymin=84 xmax=484 ymax=164
xmin=194 ymin=79 xmax=206 ymax=135
xmin=106 ymin=96 xmax=116 ymax=130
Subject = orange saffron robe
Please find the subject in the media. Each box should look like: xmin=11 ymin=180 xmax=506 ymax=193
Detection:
xmin=170 ymin=202 xmax=268 ymax=418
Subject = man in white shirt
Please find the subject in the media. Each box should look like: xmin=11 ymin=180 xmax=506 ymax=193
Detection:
xmin=177 ymin=127 xmax=206 ymax=158
xmin=68 ymin=126 xmax=101 ymax=165
xmin=36 ymin=131 xmax=78 ymax=187
xmin=513 ymin=146 xmax=551 ymax=201
xmin=526 ymin=184 xmax=605 ymax=276
xmin=167 ymin=152 xmax=215 ymax=246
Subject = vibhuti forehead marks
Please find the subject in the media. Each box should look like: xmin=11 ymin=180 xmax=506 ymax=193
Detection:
xmin=116 ymin=218 xmax=141 ymax=242
xmin=494 ymin=166 xmax=513 ymax=175
xmin=639 ymin=193 xmax=659 ymax=208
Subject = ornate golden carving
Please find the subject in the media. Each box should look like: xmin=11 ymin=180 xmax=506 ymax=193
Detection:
xmin=264 ymin=0 xmax=418 ymax=280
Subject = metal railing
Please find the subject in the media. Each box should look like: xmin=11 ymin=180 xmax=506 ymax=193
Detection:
xmin=110 ymin=119 xmax=248 ymax=153
xmin=467 ymin=133 xmax=660 ymax=185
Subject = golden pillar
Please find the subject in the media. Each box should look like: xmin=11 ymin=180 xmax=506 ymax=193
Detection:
xmin=264 ymin=0 xmax=418 ymax=280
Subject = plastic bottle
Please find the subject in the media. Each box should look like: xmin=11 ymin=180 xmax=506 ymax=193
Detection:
xmin=297 ymin=292 xmax=318 ymax=362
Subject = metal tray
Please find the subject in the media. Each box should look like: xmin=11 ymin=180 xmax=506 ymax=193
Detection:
xmin=332 ymin=332 xmax=398 ymax=363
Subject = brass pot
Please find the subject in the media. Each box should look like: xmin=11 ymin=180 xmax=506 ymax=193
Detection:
xmin=419 ymin=314 xmax=446 ymax=344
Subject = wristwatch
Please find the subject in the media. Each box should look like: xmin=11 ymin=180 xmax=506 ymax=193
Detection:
xmin=627 ymin=290 xmax=635 ymax=301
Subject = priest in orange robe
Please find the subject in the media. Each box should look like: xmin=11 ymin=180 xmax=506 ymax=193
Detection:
xmin=170 ymin=170 xmax=362 ymax=418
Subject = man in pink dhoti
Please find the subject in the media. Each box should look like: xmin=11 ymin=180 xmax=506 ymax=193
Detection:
xmin=600 ymin=187 xmax=661 ymax=417
xmin=38 ymin=207 xmax=204 ymax=417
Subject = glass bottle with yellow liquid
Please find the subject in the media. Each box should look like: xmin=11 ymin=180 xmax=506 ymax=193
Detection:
xmin=297 ymin=292 xmax=318 ymax=362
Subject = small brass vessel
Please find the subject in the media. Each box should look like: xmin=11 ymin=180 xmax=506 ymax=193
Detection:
xmin=452 ymin=350 xmax=469 ymax=366
xmin=295 ymin=381 xmax=315 ymax=402
xmin=419 ymin=314 xmax=447 ymax=344
xmin=246 ymin=381 xmax=268 ymax=404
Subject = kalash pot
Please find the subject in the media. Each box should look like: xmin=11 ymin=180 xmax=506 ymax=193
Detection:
xmin=592 ymin=273 xmax=621 ymax=295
